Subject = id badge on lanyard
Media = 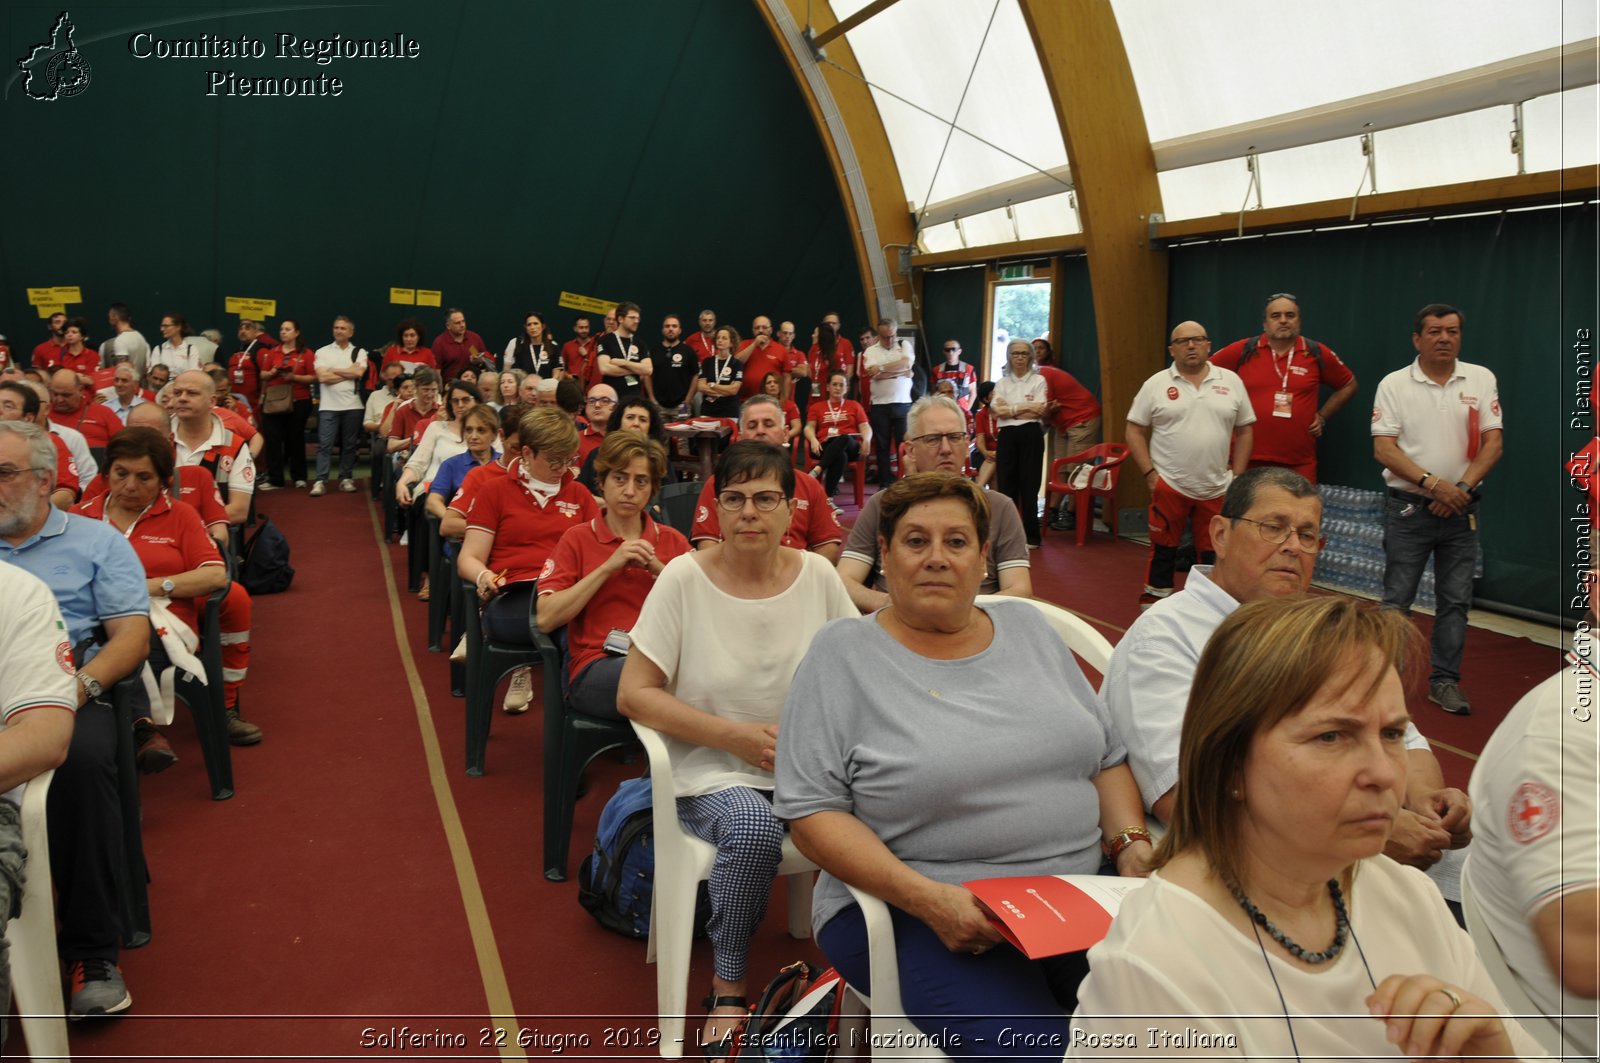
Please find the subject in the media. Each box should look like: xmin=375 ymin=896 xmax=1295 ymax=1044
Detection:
xmin=1272 ymin=349 xmax=1294 ymax=417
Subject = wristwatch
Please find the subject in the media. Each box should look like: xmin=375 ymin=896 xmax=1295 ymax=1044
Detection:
xmin=77 ymin=673 xmax=104 ymax=700
xmin=160 ymin=578 xmax=175 ymax=595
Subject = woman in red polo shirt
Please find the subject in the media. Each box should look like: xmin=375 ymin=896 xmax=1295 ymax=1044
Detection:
xmin=73 ymin=425 xmax=227 ymax=770
xmin=458 ymin=407 xmax=599 ymax=712
xmin=536 ymin=433 xmax=689 ymax=719
xmin=803 ymin=370 xmax=870 ymax=499
xmin=258 ymin=319 xmax=317 ymax=488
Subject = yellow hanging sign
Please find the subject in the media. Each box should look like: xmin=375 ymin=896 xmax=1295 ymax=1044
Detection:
xmin=390 ymin=288 xmax=416 ymax=305
xmin=35 ymin=302 xmax=66 ymax=318
xmin=416 ymin=289 xmax=442 ymax=308
xmin=558 ymin=291 xmax=618 ymax=316
xmin=224 ymin=296 xmax=277 ymax=319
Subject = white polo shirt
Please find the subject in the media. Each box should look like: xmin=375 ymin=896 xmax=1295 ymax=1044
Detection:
xmin=0 ymin=565 xmax=78 ymax=806
xmin=1467 ymin=661 xmax=1599 ymax=1059
xmin=173 ymin=413 xmax=256 ymax=499
xmin=1127 ymin=362 xmax=1255 ymax=501
xmin=993 ymin=369 xmax=1050 ymax=429
xmin=1372 ymin=358 xmax=1503 ymax=494
xmin=860 ymin=342 xmax=914 ymax=405
xmin=313 ymin=342 xmax=369 ymax=412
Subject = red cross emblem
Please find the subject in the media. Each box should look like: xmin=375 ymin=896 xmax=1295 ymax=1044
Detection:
xmin=1507 ymin=781 xmax=1559 ymax=843
xmin=1165 ymin=387 xmax=1179 ymax=401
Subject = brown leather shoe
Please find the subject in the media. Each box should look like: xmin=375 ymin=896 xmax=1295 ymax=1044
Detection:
xmin=226 ymin=709 xmax=263 ymax=746
xmin=135 ymin=724 xmax=178 ymax=774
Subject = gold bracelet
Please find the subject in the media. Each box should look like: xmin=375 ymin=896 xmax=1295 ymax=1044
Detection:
xmin=1103 ymin=826 xmax=1153 ymax=861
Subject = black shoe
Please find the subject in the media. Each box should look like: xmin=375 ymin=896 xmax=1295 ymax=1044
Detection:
xmin=1050 ymin=512 xmax=1076 ymax=531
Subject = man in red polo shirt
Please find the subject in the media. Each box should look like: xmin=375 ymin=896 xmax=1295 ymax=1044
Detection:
xmin=578 ymin=384 xmax=617 ymax=463
xmin=1210 ymin=293 xmax=1359 ymax=483
xmin=690 ymin=394 xmax=842 ymax=561
xmin=430 ymin=308 xmax=489 ymax=382
xmin=31 ymin=313 xmax=66 ymax=372
xmin=227 ymin=318 xmax=277 ymax=415
xmin=561 ymin=316 xmax=600 ymax=390
xmin=1036 ymin=361 xmax=1103 ymax=530
xmin=387 ymin=367 xmax=441 ymax=455
xmin=48 ymin=369 xmax=122 ymax=450
xmin=56 ymin=319 xmax=102 ymax=376
xmin=687 ymin=308 xmax=718 ymax=364
xmin=737 ymin=315 xmax=789 ymax=401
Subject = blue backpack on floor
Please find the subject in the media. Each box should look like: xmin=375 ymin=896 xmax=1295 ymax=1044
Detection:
xmin=578 ymin=776 xmax=709 ymax=939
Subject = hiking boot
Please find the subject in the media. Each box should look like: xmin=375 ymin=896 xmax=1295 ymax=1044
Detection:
xmin=1429 ymin=681 xmax=1472 ymax=716
xmin=68 ymin=959 xmax=132 ymax=1019
xmin=134 ymin=723 xmax=177 ymax=774
xmin=227 ymin=708 xmax=263 ymax=745
xmin=1050 ymin=509 xmax=1076 ymax=531
xmin=503 ymin=666 xmax=533 ymax=714
xmin=339 ymin=478 xmax=358 ymax=492
xmin=308 ymin=481 xmax=326 ymax=497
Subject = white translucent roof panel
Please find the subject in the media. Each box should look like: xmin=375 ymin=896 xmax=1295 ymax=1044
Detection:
xmin=917 ymin=191 xmax=1082 ymax=254
xmin=830 ymin=0 xmax=1067 ymax=217
xmin=1113 ymin=0 xmax=1595 ymax=143
xmin=1157 ymin=86 xmax=1600 ymax=222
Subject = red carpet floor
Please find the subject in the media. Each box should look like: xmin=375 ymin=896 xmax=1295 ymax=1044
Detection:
xmin=60 ymin=479 xmax=1558 ymax=1060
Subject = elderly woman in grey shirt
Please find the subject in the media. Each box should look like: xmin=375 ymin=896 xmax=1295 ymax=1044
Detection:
xmin=773 ymin=473 xmax=1149 ymax=1058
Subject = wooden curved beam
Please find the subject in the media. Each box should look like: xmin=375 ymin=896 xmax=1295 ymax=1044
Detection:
xmin=1018 ymin=0 xmax=1167 ymax=505
xmin=752 ymin=0 xmax=916 ymax=322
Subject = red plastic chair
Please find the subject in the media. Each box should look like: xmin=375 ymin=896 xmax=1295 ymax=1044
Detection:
xmin=801 ymin=438 xmax=867 ymax=508
xmin=1045 ymin=443 xmax=1129 ymax=546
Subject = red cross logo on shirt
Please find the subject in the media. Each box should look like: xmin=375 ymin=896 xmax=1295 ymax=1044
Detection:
xmin=1507 ymin=781 xmax=1559 ymax=843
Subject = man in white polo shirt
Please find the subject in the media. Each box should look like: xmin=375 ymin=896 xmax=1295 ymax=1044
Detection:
xmin=1125 ymin=320 xmax=1255 ymax=609
xmin=1372 ymin=303 xmax=1504 ymax=716
xmin=859 ymin=317 xmax=914 ymax=487
xmin=311 ymin=315 xmax=369 ymax=495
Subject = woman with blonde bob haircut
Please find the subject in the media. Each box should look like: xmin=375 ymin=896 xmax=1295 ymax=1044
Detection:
xmin=1070 ymin=596 xmax=1539 ymax=1060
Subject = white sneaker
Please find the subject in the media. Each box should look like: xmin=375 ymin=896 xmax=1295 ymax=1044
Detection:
xmin=339 ymin=479 xmax=358 ymax=492
xmin=503 ymin=667 xmax=533 ymax=714
xmin=308 ymin=481 xmax=326 ymax=497
xmin=399 ymin=530 xmax=409 ymax=546
xmin=449 ymin=635 xmax=468 ymax=663
xmin=294 ymin=480 xmax=308 ymax=489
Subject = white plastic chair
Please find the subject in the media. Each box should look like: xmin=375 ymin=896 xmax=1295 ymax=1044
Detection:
xmin=630 ymin=722 xmax=817 ymax=1059
xmin=5 ymin=769 xmax=70 ymax=1062
xmin=835 ymin=599 xmax=1123 ymax=1059
xmin=1460 ymin=857 xmax=1568 ymax=1057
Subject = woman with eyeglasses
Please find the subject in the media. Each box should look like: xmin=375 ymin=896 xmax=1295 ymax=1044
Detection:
xmin=618 ymin=441 xmax=856 ymax=1056
xmin=804 ymin=370 xmax=870 ymax=500
xmin=991 ymin=339 xmax=1052 ymax=547
xmin=396 ymin=379 xmax=485 ymax=600
xmin=1069 ymin=596 xmax=1537 ymax=1060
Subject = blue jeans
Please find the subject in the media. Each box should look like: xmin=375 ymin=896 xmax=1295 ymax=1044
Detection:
xmin=1381 ymin=491 xmax=1478 ymax=683
xmin=316 ymin=409 xmax=363 ymax=482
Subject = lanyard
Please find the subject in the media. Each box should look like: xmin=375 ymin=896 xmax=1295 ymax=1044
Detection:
xmin=1273 ymin=346 xmax=1294 ymax=390
xmin=102 ymin=498 xmax=157 ymax=540
xmin=713 ymin=350 xmax=732 ymax=382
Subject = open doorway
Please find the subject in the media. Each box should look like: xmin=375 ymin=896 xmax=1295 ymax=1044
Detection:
xmin=988 ymin=279 xmax=1052 ymax=380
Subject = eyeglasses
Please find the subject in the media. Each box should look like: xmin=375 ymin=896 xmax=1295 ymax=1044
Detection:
xmin=1171 ymin=336 xmax=1210 ymax=347
xmin=0 ymin=466 xmax=43 ymax=483
xmin=588 ymin=397 xmax=617 ymax=407
xmin=1235 ymin=516 xmax=1324 ymax=552
xmin=1267 ymin=292 xmax=1299 ymax=304
xmin=943 ymin=346 xmax=960 ymax=352
xmin=716 ymin=490 xmax=786 ymax=513
xmin=910 ymin=432 xmax=968 ymax=449
xmin=535 ymin=452 xmax=576 ymax=471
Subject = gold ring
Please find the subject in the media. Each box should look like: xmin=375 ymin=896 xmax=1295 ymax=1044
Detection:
xmin=1438 ymin=987 xmax=1463 ymax=1011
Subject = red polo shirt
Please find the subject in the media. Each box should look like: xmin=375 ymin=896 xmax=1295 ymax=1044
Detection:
xmin=48 ymin=433 xmax=79 ymax=498
xmin=31 ymin=340 xmax=63 ymax=371
xmin=465 ymin=461 xmax=600 ymax=584
xmin=58 ymin=348 xmax=101 ymax=376
xmin=738 ymin=340 xmax=788 ymax=399
xmin=562 ymin=339 xmax=601 ymax=389
xmin=577 ymin=424 xmax=606 ymax=464
xmin=448 ymin=459 xmax=511 ymax=516
xmin=389 ymin=400 xmax=440 ymax=450
xmin=80 ymin=466 xmax=230 ymax=534
xmin=1210 ymin=334 xmax=1355 ymax=466
xmin=49 ymin=402 xmax=124 ymax=449
xmin=808 ymin=398 xmax=868 ymax=442
xmin=431 ymin=330 xmax=488 ymax=382
xmin=537 ymin=516 xmax=690 ymax=681
xmin=689 ymin=472 xmax=842 ymax=549
xmin=1036 ymin=366 xmax=1101 ymax=432
xmin=260 ymin=347 xmax=316 ymax=402
xmin=72 ymin=491 xmax=223 ymax=629
xmin=687 ymin=332 xmax=718 ymax=364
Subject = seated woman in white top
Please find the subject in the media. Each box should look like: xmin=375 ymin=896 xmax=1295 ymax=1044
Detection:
xmin=1069 ymin=596 xmax=1541 ymax=1060
xmin=396 ymin=378 xmax=482 ymax=599
xmin=618 ymin=441 xmax=856 ymax=1056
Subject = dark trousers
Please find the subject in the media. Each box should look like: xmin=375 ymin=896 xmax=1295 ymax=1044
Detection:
xmin=568 ymin=656 xmax=626 ymax=720
xmin=481 ymin=584 xmax=538 ymax=645
xmin=996 ymin=422 xmax=1045 ymax=544
xmin=792 ymin=378 xmax=813 ymax=426
xmin=817 ymin=435 xmax=859 ymax=497
xmin=48 ymin=698 xmax=121 ymax=962
xmin=819 ymin=903 xmax=1085 ymax=1058
xmin=286 ymin=399 xmax=312 ymax=482
xmin=1382 ymin=492 xmax=1478 ymax=683
xmin=868 ymin=401 xmax=909 ymax=485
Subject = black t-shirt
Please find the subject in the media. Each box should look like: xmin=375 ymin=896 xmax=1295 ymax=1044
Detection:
xmin=507 ymin=339 xmax=559 ymax=379
xmin=699 ymin=353 xmax=744 ymax=418
xmin=597 ymin=332 xmax=647 ymax=402
xmin=650 ymin=341 xmax=698 ymax=410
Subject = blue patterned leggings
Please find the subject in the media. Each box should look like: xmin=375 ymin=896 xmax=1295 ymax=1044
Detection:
xmin=676 ymin=787 xmax=784 ymax=982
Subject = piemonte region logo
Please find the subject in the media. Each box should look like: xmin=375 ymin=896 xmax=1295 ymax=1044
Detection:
xmin=18 ymin=11 xmax=93 ymax=101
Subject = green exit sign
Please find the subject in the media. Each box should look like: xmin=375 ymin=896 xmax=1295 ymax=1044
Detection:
xmin=998 ymin=264 xmax=1034 ymax=280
